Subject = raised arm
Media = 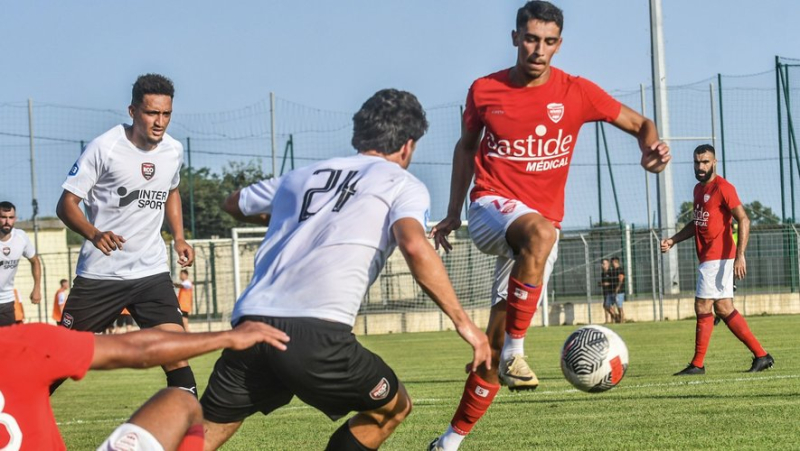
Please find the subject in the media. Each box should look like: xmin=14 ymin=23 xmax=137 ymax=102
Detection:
xmin=430 ymin=122 xmax=482 ymax=252
xmin=90 ymin=321 xmax=289 ymax=370
xmin=393 ymin=217 xmax=491 ymax=371
xmin=223 ymin=190 xmax=271 ymax=226
xmin=611 ymin=104 xmax=671 ymax=174
xmin=57 ymin=190 xmax=125 ymax=256
xmin=731 ymin=204 xmax=750 ymax=279
xmin=165 ymin=188 xmax=194 ymax=267
xmin=661 ymin=220 xmax=696 ymax=253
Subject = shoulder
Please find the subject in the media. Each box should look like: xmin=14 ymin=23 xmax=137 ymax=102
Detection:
xmin=13 ymin=229 xmax=30 ymax=243
xmin=471 ymin=69 xmax=512 ymax=91
xmin=85 ymin=125 xmax=125 ymax=155
xmin=160 ymin=133 xmax=184 ymax=155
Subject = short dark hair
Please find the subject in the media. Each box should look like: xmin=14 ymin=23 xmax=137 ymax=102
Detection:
xmin=180 ymin=269 xmax=189 ymax=275
xmin=60 ymin=279 xmax=68 ymax=285
xmin=351 ymin=89 xmax=429 ymax=155
xmin=601 ymin=258 xmax=609 ymax=263
xmin=694 ymin=144 xmax=715 ymax=156
xmin=131 ymin=74 xmax=175 ymax=106
xmin=611 ymin=257 xmax=621 ymax=263
xmin=0 ymin=201 xmax=16 ymax=212
xmin=517 ymin=1 xmax=564 ymax=32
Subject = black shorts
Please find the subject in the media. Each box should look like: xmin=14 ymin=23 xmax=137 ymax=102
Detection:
xmin=0 ymin=302 xmax=14 ymax=327
xmin=115 ymin=314 xmax=135 ymax=328
xmin=61 ymin=273 xmax=182 ymax=333
xmin=201 ymin=316 xmax=399 ymax=423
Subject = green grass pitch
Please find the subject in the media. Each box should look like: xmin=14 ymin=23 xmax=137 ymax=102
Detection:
xmin=55 ymin=315 xmax=799 ymax=450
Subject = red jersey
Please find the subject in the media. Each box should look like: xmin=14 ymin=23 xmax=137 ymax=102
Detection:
xmin=465 ymin=67 xmax=622 ymax=223
xmin=0 ymin=324 xmax=94 ymax=451
xmin=693 ymin=176 xmax=742 ymax=262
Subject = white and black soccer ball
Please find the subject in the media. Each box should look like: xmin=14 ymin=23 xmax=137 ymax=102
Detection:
xmin=560 ymin=325 xmax=629 ymax=393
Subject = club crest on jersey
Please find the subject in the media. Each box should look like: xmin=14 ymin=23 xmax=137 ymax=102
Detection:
xmin=2 ymin=247 xmax=9 ymax=257
xmin=141 ymin=163 xmax=156 ymax=180
xmin=547 ymin=103 xmax=565 ymax=123
xmin=369 ymin=377 xmax=391 ymax=401
xmin=703 ymin=194 xmax=710 ymax=203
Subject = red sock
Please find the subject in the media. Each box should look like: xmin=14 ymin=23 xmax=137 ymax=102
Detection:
xmin=505 ymin=277 xmax=541 ymax=339
xmin=450 ymin=373 xmax=501 ymax=435
xmin=177 ymin=425 xmax=204 ymax=451
xmin=723 ymin=310 xmax=767 ymax=357
xmin=691 ymin=313 xmax=715 ymax=367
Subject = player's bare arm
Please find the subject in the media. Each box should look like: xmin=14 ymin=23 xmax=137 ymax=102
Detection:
xmin=222 ymin=190 xmax=271 ymax=226
xmin=612 ymin=104 xmax=671 ymax=173
xmin=57 ymin=190 xmax=125 ymax=256
xmin=28 ymin=254 xmax=42 ymax=304
xmin=732 ymin=204 xmax=750 ymax=280
xmin=394 ymin=217 xmax=491 ymax=372
xmin=165 ymin=188 xmax=194 ymax=267
xmin=661 ymin=220 xmax=696 ymax=253
xmin=430 ymin=123 xmax=483 ymax=252
xmin=90 ymin=321 xmax=290 ymax=370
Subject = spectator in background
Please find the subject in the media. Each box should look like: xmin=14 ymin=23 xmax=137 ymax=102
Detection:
xmin=611 ymin=257 xmax=625 ymax=323
xmin=0 ymin=201 xmax=42 ymax=327
xmin=174 ymin=269 xmax=193 ymax=331
xmin=600 ymin=259 xmax=617 ymax=324
xmin=53 ymin=279 xmax=69 ymax=324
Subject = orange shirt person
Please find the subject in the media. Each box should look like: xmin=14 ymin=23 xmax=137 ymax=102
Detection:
xmin=53 ymin=279 xmax=69 ymax=323
xmin=174 ymin=269 xmax=193 ymax=331
xmin=13 ymin=289 xmax=24 ymax=324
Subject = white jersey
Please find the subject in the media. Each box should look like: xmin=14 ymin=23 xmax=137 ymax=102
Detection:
xmin=62 ymin=124 xmax=183 ymax=280
xmin=232 ymin=154 xmax=430 ymax=327
xmin=0 ymin=229 xmax=36 ymax=304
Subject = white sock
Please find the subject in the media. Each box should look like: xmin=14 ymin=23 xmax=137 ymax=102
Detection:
xmin=438 ymin=426 xmax=466 ymax=451
xmin=501 ymin=333 xmax=525 ymax=362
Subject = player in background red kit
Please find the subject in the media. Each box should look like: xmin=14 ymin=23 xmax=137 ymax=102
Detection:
xmin=0 ymin=321 xmax=288 ymax=451
xmin=429 ymin=2 xmax=671 ymax=449
xmin=661 ymin=144 xmax=773 ymax=375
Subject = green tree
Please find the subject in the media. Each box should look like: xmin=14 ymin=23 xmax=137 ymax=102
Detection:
xmin=174 ymin=160 xmax=272 ymax=239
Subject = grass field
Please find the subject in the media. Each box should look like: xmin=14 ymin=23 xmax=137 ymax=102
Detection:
xmin=55 ymin=315 xmax=799 ymax=450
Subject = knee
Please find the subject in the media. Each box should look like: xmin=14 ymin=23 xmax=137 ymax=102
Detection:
xmin=388 ymin=389 xmax=413 ymax=425
xmin=517 ymin=225 xmax=557 ymax=258
xmin=163 ymin=388 xmax=203 ymax=425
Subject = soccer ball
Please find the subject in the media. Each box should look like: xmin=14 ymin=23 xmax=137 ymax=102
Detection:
xmin=560 ymin=325 xmax=629 ymax=392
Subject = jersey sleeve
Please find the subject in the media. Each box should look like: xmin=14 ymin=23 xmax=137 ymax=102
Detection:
xmin=22 ymin=232 xmax=36 ymax=258
xmin=462 ymin=83 xmax=484 ymax=132
xmin=578 ymin=78 xmax=622 ymax=123
xmin=26 ymin=324 xmax=94 ymax=383
xmin=170 ymin=141 xmax=184 ymax=190
xmin=389 ymin=177 xmax=431 ymax=230
xmin=721 ymin=181 xmax=742 ymax=211
xmin=62 ymin=140 xmax=103 ymax=200
xmin=239 ymin=177 xmax=283 ymax=216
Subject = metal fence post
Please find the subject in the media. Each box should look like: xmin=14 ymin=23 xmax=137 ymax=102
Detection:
xmin=652 ymin=230 xmax=664 ymax=320
xmin=580 ymin=234 xmax=592 ymax=324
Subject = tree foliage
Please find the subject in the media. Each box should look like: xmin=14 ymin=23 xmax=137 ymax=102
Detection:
xmin=172 ymin=161 xmax=271 ymax=239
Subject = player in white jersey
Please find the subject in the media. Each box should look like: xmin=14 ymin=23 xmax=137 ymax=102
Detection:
xmin=0 ymin=201 xmax=41 ymax=326
xmin=200 ymin=89 xmax=491 ymax=451
xmin=53 ymin=74 xmax=197 ymax=395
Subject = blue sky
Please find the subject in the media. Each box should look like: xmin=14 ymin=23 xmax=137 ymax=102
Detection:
xmin=2 ymin=1 xmax=800 ymax=227
xmin=3 ymin=0 xmax=798 ymax=112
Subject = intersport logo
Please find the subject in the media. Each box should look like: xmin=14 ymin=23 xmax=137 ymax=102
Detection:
xmin=485 ymin=126 xmax=575 ymax=172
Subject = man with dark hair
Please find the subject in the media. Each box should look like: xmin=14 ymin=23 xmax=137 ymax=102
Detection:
xmin=600 ymin=258 xmax=617 ymax=323
xmin=662 ymin=144 xmax=773 ymax=375
xmin=0 ymin=320 xmax=289 ymax=450
xmin=611 ymin=257 xmax=626 ymax=323
xmin=201 ymin=89 xmax=491 ymax=450
xmin=54 ymin=73 xmax=197 ymax=394
xmin=429 ymin=1 xmax=670 ymax=448
xmin=0 ymin=201 xmax=41 ymax=327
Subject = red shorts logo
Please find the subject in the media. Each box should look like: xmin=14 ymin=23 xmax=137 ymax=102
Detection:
xmin=369 ymin=377 xmax=391 ymax=401
xmin=141 ymin=163 xmax=156 ymax=180
xmin=492 ymin=199 xmax=518 ymax=214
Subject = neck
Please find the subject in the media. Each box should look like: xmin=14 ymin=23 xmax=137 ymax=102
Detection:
xmin=510 ymin=65 xmax=551 ymax=88
xmin=700 ymin=173 xmax=717 ymax=186
xmin=0 ymin=230 xmax=11 ymax=241
xmin=124 ymin=125 xmax=157 ymax=151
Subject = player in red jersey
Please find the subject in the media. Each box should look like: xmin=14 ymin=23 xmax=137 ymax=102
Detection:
xmin=429 ymin=2 xmax=670 ymax=449
xmin=661 ymin=144 xmax=773 ymax=375
xmin=0 ymin=321 xmax=289 ymax=450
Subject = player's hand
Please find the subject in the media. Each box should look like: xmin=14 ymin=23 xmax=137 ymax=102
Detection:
xmin=429 ymin=215 xmax=462 ymax=253
xmin=30 ymin=287 xmax=41 ymax=305
xmin=91 ymin=230 xmax=126 ymax=256
xmin=734 ymin=255 xmax=747 ymax=280
xmin=641 ymin=140 xmax=671 ymax=174
xmin=456 ymin=322 xmax=491 ymax=372
xmin=229 ymin=321 xmax=290 ymax=351
xmin=174 ymin=239 xmax=194 ymax=267
xmin=660 ymin=238 xmax=673 ymax=253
